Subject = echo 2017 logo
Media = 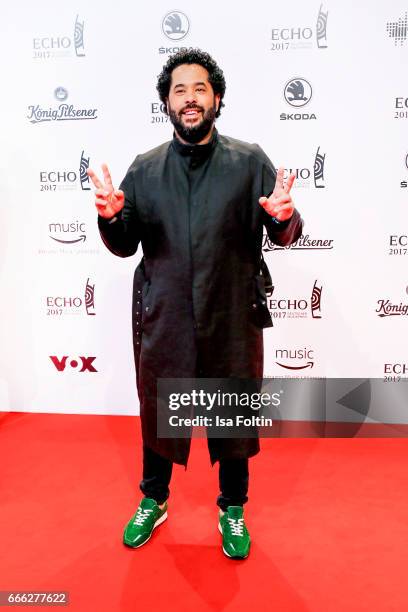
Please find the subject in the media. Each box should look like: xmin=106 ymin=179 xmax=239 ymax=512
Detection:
xmin=150 ymin=102 xmax=169 ymax=125
xmin=46 ymin=278 xmax=95 ymax=317
xmin=389 ymin=235 xmax=408 ymax=257
xmin=40 ymin=151 xmax=91 ymax=191
xmin=33 ymin=15 xmax=85 ymax=59
xmin=394 ymin=97 xmax=408 ymax=120
xmin=264 ymin=148 xmax=326 ymax=193
xmin=268 ymin=280 xmax=323 ymax=321
xmin=271 ymin=5 xmax=328 ymax=51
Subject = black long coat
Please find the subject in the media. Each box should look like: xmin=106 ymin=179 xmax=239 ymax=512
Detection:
xmin=98 ymin=129 xmax=303 ymax=467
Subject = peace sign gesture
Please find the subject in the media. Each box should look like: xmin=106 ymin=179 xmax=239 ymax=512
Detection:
xmin=259 ymin=167 xmax=296 ymax=222
xmin=87 ymin=163 xmax=125 ymax=219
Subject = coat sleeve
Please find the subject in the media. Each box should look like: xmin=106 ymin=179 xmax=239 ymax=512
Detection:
xmin=255 ymin=145 xmax=304 ymax=247
xmin=97 ymin=165 xmax=141 ymax=258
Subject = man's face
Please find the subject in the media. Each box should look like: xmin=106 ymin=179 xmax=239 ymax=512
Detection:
xmin=167 ymin=63 xmax=220 ymax=144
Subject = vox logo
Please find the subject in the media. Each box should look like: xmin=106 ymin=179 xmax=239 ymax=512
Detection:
xmin=50 ymin=355 xmax=97 ymax=372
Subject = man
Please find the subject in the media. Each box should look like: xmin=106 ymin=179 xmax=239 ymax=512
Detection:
xmin=88 ymin=49 xmax=303 ymax=559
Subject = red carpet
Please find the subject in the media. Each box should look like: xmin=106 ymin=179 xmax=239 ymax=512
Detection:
xmin=1 ymin=412 xmax=408 ymax=611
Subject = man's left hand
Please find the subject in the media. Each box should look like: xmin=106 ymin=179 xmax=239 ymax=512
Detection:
xmin=259 ymin=167 xmax=296 ymax=222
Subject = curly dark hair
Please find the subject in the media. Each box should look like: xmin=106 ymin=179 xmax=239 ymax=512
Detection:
xmin=156 ymin=48 xmax=226 ymax=118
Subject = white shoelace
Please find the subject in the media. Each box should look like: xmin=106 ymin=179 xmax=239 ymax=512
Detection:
xmin=133 ymin=508 xmax=153 ymax=526
xmin=227 ymin=517 xmax=244 ymax=536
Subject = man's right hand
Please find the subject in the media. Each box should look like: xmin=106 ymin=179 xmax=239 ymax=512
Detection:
xmin=87 ymin=163 xmax=125 ymax=219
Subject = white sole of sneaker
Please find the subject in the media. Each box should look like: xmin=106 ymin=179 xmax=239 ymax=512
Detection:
xmin=124 ymin=511 xmax=168 ymax=548
xmin=218 ymin=522 xmax=249 ymax=559
xmin=154 ymin=511 xmax=168 ymax=528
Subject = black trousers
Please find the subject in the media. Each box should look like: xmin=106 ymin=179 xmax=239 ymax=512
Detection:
xmin=140 ymin=444 xmax=249 ymax=512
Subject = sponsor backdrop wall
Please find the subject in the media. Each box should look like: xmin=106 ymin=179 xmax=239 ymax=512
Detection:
xmin=0 ymin=1 xmax=407 ymax=416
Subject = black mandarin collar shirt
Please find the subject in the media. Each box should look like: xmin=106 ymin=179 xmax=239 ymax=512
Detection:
xmin=171 ymin=128 xmax=219 ymax=168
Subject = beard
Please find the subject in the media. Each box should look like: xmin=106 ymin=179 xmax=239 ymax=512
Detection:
xmin=168 ymin=102 xmax=217 ymax=144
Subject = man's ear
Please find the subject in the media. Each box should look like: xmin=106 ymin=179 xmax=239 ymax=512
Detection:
xmin=215 ymin=93 xmax=221 ymax=113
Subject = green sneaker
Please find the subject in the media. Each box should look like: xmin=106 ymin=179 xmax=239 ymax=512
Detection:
xmin=218 ymin=506 xmax=251 ymax=559
xmin=123 ymin=498 xmax=168 ymax=548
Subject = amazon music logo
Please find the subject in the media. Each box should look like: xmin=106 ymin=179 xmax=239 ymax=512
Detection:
xmin=48 ymin=221 xmax=86 ymax=245
xmin=45 ymin=279 xmax=95 ymax=317
xmin=375 ymin=286 xmax=408 ymax=318
xmin=39 ymin=221 xmax=99 ymax=256
xmin=40 ymin=151 xmax=91 ymax=191
xmin=274 ymin=347 xmax=315 ymax=371
xmin=263 ymin=233 xmax=334 ymax=252
xmin=33 ymin=15 xmax=85 ymax=59
xmin=280 ymin=78 xmax=317 ymax=121
xmin=50 ymin=356 xmax=97 ymax=372
xmin=386 ymin=12 xmax=407 ymax=46
xmin=268 ymin=280 xmax=323 ymax=321
xmin=270 ymin=5 xmax=328 ymax=51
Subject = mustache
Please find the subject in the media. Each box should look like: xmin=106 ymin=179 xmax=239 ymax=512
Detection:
xmin=180 ymin=104 xmax=204 ymax=114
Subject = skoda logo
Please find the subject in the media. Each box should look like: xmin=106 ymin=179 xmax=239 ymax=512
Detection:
xmin=54 ymin=87 xmax=68 ymax=101
xmin=284 ymin=78 xmax=312 ymax=108
xmin=162 ymin=11 xmax=190 ymax=40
